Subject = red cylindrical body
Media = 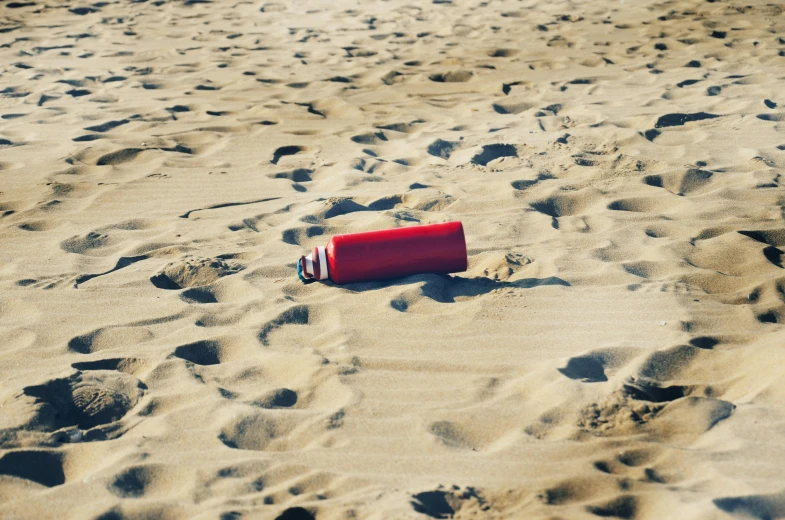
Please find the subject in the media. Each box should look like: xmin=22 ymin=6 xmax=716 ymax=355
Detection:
xmin=325 ymin=221 xmax=467 ymax=284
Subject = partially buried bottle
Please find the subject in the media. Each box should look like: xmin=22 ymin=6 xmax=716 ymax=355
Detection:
xmin=297 ymin=221 xmax=467 ymax=285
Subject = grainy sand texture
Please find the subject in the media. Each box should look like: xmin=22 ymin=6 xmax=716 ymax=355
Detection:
xmin=2 ymin=0 xmax=785 ymax=518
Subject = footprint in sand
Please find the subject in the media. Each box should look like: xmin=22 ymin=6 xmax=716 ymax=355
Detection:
xmin=689 ymin=336 xmax=720 ymax=349
xmin=71 ymin=134 xmax=103 ymax=143
xmin=68 ymin=326 xmax=154 ymax=354
xmin=411 ymin=487 xmax=489 ymax=518
xmin=350 ymin=131 xmax=387 ymax=145
xmin=170 ymin=340 xmax=228 ymax=366
xmin=60 ymin=231 xmax=121 ymax=255
xmin=428 ymin=70 xmax=473 ymax=83
xmin=0 ymin=451 xmax=66 ymax=488
xmin=180 ymin=286 xmax=220 ymax=304
xmin=487 ymin=48 xmax=519 ymax=58
xmin=585 ymin=495 xmax=639 ymax=519
xmin=607 ymin=196 xmax=679 ymax=213
xmin=22 ymin=370 xmax=145 ymax=431
xmin=16 ymin=274 xmax=78 ymax=290
xmin=559 ymin=356 xmax=609 ymax=383
xmin=558 ymin=347 xmax=639 ymax=383
xmin=538 ymin=476 xmax=621 ymax=506
xmin=95 ymin=148 xmax=147 ymax=166
xmin=530 ymin=188 xmax=602 ymax=229
xmin=426 ymin=138 xmax=462 ymax=159
xmin=202 ymin=462 xmax=333 ymax=516
xmin=83 ymin=119 xmax=129 ymax=133
xmin=281 ymin=221 xmax=329 ymax=244
xmin=71 ymin=357 xmax=146 ymax=374
xmin=107 ymin=464 xmax=192 ymax=499
xmin=251 ymin=388 xmax=298 ymax=409
xmin=275 ymin=508 xmax=315 ymax=520
xmin=577 ymin=346 xmax=735 ymax=443
xmin=258 ymin=305 xmax=310 ymax=346
xmin=271 ymin=145 xmax=308 ymax=165
xmin=427 ymin=419 xmax=509 ymax=452
xmin=217 ymin=408 xmax=327 ymax=452
xmin=470 ymin=144 xmax=519 ymax=166
xmin=491 ymin=101 xmax=531 ymax=115
xmin=268 ymin=168 xmax=313 ymax=183
xmin=713 ymin=490 xmax=785 ymax=519
xmin=468 ymin=251 xmax=532 ymax=281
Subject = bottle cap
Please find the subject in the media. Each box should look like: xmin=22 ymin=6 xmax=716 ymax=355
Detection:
xmin=297 ymin=246 xmax=329 ymax=282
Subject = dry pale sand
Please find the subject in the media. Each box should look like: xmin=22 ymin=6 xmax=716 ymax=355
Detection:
xmin=1 ymin=0 xmax=785 ymax=518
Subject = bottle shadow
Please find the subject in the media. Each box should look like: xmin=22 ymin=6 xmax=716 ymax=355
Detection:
xmin=336 ymin=273 xmax=570 ymax=303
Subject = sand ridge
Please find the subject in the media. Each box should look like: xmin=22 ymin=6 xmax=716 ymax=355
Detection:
xmin=1 ymin=0 xmax=785 ymax=518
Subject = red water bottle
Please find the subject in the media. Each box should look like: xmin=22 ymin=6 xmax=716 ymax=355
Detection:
xmin=298 ymin=221 xmax=467 ymax=284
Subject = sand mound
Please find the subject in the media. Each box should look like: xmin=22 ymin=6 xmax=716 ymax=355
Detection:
xmin=150 ymin=257 xmax=244 ymax=290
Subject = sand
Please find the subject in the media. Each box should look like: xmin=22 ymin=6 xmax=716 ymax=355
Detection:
xmin=1 ymin=0 xmax=785 ymax=518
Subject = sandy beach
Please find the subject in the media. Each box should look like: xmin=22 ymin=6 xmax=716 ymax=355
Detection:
xmin=1 ymin=0 xmax=785 ymax=518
